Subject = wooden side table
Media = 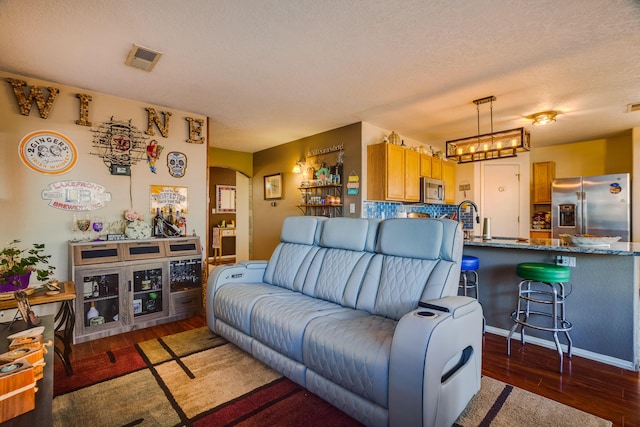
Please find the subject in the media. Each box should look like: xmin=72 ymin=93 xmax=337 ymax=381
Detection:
xmin=0 ymin=281 xmax=76 ymax=376
xmin=212 ymin=227 xmax=236 ymax=264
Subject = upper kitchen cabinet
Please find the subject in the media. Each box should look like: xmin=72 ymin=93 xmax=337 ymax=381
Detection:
xmin=431 ymin=157 xmax=443 ymax=179
xmin=420 ymin=154 xmax=432 ymax=177
xmin=367 ymin=143 xmax=420 ymax=202
xmin=404 ymin=149 xmax=421 ymax=201
xmin=533 ymin=161 xmax=556 ymax=204
xmin=441 ymin=161 xmax=456 ymax=204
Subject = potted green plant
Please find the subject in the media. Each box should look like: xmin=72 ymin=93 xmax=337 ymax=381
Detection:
xmin=0 ymin=240 xmax=55 ymax=292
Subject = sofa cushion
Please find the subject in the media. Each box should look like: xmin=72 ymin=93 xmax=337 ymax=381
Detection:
xmin=250 ymin=292 xmax=350 ymax=363
xmin=302 ymin=248 xmax=374 ymax=307
xmin=264 ymin=244 xmax=320 ymax=292
xmin=263 ymin=216 xmax=325 ymax=292
xmin=319 ymin=217 xmax=369 ymax=251
xmin=212 ymin=283 xmax=291 ymax=335
xmin=303 ymin=313 xmax=396 ymax=408
xmin=356 ymin=218 xmax=463 ymax=320
xmin=376 ymin=218 xmax=443 ymax=260
xmin=280 ymin=216 xmax=324 ymax=245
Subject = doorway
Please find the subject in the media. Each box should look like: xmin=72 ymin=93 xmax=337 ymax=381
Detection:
xmin=482 ymin=164 xmax=520 ymax=238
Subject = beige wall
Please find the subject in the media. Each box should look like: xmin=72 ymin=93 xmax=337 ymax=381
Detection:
xmin=0 ymin=71 xmax=208 ymax=282
xmin=252 ymin=123 xmax=362 ymax=260
xmin=532 ymin=132 xmax=632 ymax=178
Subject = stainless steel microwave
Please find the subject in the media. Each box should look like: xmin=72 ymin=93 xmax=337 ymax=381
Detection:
xmin=421 ymin=177 xmax=445 ymax=204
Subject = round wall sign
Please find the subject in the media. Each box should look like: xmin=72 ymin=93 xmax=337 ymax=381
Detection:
xmin=18 ymin=130 xmax=78 ymax=174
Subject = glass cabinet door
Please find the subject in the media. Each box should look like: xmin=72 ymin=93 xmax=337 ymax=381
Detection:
xmin=169 ymin=258 xmax=202 ymax=292
xmin=130 ymin=264 xmax=165 ymax=319
xmin=77 ymin=268 xmax=122 ymax=331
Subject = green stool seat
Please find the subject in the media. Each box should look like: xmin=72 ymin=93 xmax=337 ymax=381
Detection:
xmin=517 ymin=262 xmax=570 ymax=283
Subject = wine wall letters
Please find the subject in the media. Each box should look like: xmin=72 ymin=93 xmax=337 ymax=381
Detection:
xmin=5 ymin=78 xmax=205 ymax=144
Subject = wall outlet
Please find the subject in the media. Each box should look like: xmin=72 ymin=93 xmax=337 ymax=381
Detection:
xmin=349 ymin=203 xmax=355 ymax=214
xmin=556 ymin=255 xmax=576 ymax=267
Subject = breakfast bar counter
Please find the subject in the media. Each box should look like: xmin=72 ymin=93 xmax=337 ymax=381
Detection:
xmin=463 ymin=237 xmax=640 ymax=370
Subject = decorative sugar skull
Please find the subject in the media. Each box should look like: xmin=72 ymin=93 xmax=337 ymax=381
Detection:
xmin=167 ymin=151 xmax=187 ymax=178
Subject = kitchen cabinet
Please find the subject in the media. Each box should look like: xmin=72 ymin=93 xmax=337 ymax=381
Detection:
xmin=404 ymin=149 xmax=421 ymax=201
xmin=530 ymin=230 xmax=552 ymax=239
xmin=297 ymin=184 xmax=343 ymax=217
xmin=69 ymin=237 xmax=203 ymax=343
xmin=533 ymin=161 xmax=555 ymax=204
xmin=420 ymin=154 xmax=432 ymax=177
xmin=441 ymin=161 xmax=456 ymax=204
xmin=431 ymin=157 xmax=442 ymax=179
xmin=367 ymin=142 xmax=420 ymax=202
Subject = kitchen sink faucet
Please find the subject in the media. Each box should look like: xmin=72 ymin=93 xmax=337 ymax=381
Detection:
xmin=457 ymin=200 xmax=480 ymax=231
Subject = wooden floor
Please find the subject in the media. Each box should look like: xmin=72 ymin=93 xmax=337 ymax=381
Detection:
xmin=56 ymin=316 xmax=639 ymax=427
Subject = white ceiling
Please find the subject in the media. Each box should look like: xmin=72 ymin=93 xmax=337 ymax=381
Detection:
xmin=2 ymin=0 xmax=640 ymax=153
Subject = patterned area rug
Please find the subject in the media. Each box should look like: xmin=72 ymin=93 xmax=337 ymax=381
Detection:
xmin=53 ymin=327 xmax=612 ymax=427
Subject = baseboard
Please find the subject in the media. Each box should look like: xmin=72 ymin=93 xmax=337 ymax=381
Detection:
xmin=486 ymin=326 xmax=638 ymax=371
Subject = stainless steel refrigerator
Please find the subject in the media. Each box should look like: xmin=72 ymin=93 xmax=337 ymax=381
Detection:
xmin=551 ymin=173 xmax=631 ymax=241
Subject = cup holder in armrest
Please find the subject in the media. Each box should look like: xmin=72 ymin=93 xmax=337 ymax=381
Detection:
xmin=415 ymin=311 xmax=437 ymax=318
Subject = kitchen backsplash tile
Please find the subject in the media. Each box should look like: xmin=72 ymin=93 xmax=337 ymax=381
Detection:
xmin=363 ymin=201 xmax=462 ymax=223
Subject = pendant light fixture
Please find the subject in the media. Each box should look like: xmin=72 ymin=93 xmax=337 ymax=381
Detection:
xmin=446 ymin=96 xmax=530 ymax=164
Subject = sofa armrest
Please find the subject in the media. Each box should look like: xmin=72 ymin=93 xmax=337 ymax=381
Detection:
xmin=205 ymin=262 xmax=268 ymax=331
xmin=419 ymin=295 xmax=479 ymax=318
xmin=389 ymin=296 xmax=483 ymax=427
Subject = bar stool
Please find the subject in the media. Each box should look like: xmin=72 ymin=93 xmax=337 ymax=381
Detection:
xmin=459 ymin=255 xmax=479 ymax=298
xmin=507 ymin=262 xmax=572 ymax=373
xmin=460 ymin=255 xmax=484 ymax=333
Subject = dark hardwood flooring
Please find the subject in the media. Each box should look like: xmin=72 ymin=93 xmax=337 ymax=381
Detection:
xmin=56 ymin=316 xmax=639 ymax=427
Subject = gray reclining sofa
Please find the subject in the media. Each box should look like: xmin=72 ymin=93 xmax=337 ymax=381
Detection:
xmin=206 ymin=216 xmax=483 ymax=427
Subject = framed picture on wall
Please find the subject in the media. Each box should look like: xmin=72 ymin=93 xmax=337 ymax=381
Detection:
xmin=216 ymin=185 xmax=236 ymax=213
xmin=264 ymin=173 xmax=282 ymax=200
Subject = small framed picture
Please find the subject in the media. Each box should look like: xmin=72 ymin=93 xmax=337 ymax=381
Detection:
xmin=264 ymin=173 xmax=282 ymax=200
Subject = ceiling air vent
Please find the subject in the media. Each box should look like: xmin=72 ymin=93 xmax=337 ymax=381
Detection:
xmin=125 ymin=44 xmax=162 ymax=72
xmin=626 ymin=103 xmax=640 ymax=113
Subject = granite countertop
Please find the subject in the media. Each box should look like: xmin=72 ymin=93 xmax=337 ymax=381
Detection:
xmin=463 ymin=236 xmax=640 ymax=256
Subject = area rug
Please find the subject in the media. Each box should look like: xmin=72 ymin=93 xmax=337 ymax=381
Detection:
xmin=53 ymin=327 xmax=612 ymax=427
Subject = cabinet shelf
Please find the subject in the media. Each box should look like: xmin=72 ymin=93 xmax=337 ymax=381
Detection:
xmin=82 ymin=294 xmax=119 ymax=303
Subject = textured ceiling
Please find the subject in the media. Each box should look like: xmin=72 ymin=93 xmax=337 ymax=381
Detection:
xmin=1 ymin=0 xmax=640 ymax=153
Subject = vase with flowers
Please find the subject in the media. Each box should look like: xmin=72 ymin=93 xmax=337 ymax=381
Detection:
xmin=0 ymin=240 xmax=55 ymax=293
xmin=124 ymin=209 xmax=152 ymax=239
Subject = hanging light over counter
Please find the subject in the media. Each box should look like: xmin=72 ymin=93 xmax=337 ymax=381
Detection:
xmin=446 ymin=96 xmax=530 ymax=164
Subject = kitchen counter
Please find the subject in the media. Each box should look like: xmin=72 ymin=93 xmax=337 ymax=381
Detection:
xmin=464 ymin=236 xmax=640 ymax=256
xmin=462 ymin=238 xmax=640 ymax=370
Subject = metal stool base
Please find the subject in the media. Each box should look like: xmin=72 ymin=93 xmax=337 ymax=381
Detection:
xmin=507 ymin=279 xmax=573 ymax=373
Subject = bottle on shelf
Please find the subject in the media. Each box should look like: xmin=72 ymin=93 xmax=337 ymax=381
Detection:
xmin=181 ymin=215 xmax=187 ymax=236
xmin=154 ymin=208 xmax=163 ymax=237
xmin=176 ymin=211 xmax=187 ymax=236
xmin=83 ymin=277 xmax=93 ymax=299
xmin=167 ymin=207 xmax=174 ymax=226
xmin=87 ymin=301 xmax=99 ymax=322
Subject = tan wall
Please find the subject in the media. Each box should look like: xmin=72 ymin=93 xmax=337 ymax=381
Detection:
xmin=208 ymin=147 xmax=253 ymax=177
xmin=0 ymin=71 xmax=208 ymax=281
xmin=252 ymin=123 xmax=362 ymax=260
xmin=532 ymin=132 xmax=632 ymax=178
xmin=632 ymin=127 xmax=640 ymax=242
